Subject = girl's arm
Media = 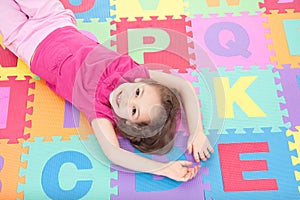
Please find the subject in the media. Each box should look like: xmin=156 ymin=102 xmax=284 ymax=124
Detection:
xmin=148 ymin=70 xmax=214 ymax=162
xmin=91 ymin=118 xmax=199 ymax=182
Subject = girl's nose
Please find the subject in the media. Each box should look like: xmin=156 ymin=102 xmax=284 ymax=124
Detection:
xmin=127 ymin=92 xmax=138 ymax=109
xmin=122 ymin=91 xmax=130 ymax=105
xmin=124 ymin=92 xmax=133 ymax=108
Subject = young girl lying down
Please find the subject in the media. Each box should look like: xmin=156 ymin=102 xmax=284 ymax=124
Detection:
xmin=0 ymin=0 xmax=213 ymax=182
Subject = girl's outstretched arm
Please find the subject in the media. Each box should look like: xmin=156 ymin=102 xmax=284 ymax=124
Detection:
xmin=91 ymin=118 xmax=200 ymax=182
xmin=148 ymin=70 xmax=214 ymax=163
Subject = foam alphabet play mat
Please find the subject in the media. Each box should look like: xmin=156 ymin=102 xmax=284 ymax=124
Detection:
xmin=0 ymin=0 xmax=299 ymax=199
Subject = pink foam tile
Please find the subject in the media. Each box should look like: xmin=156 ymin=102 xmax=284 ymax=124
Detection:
xmin=188 ymin=13 xmax=272 ymax=70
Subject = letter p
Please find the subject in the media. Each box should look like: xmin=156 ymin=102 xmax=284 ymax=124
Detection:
xmin=127 ymin=28 xmax=170 ymax=63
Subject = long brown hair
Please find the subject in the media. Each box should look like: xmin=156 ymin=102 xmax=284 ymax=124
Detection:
xmin=115 ymin=79 xmax=181 ymax=155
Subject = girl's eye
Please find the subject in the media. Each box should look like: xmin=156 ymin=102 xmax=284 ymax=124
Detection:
xmin=132 ymin=107 xmax=137 ymax=116
xmin=135 ymin=88 xmax=140 ymax=96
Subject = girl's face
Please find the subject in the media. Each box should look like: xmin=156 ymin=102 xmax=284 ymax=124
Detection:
xmin=109 ymin=82 xmax=161 ymax=124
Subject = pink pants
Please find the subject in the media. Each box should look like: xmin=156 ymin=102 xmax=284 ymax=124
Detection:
xmin=0 ymin=0 xmax=76 ymax=66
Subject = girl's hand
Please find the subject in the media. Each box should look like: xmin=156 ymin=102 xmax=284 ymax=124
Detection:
xmin=187 ymin=130 xmax=214 ymax=162
xmin=157 ymin=161 xmax=200 ymax=182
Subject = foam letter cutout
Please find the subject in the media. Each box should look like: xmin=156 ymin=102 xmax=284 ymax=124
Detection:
xmin=205 ymin=22 xmax=251 ymax=58
xmin=219 ymin=142 xmax=278 ymax=191
xmin=127 ymin=28 xmax=170 ymax=63
xmin=41 ymin=151 xmax=93 ymax=200
xmin=214 ymin=76 xmax=266 ymax=118
xmin=60 ymin=0 xmax=95 ymax=13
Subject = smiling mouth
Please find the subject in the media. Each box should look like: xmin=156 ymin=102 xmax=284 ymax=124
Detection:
xmin=116 ymin=91 xmax=122 ymax=107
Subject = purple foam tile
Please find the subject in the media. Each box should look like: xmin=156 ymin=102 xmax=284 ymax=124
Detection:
xmin=111 ymin=163 xmax=209 ymax=200
xmin=111 ymin=136 xmax=210 ymax=200
xmin=278 ymin=67 xmax=300 ymax=129
xmin=63 ymin=101 xmax=80 ymax=128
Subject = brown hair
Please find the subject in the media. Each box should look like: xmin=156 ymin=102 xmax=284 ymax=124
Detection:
xmin=115 ymin=79 xmax=181 ymax=155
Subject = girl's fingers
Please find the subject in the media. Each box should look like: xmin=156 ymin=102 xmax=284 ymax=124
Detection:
xmin=198 ymin=152 xmax=206 ymax=161
xmin=189 ymin=169 xmax=195 ymax=179
xmin=191 ymin=166 xmax=199 ymax=179
xmin=179 ymin=165 xmax=201 ymax=181
xmin=203 ymin=149 xmax=210 ymax=159
xmin=182 ymin=170 xmax=192 ymax=181
xmin=190 ymin=143 xmax=214 ymax=162
xmin=208 ymin=146 xmax=214 ymax=153
xmin=189 ymin=165 xmax=200 ymax=180
xmin=193 ymin=148 xmax=200 ymax=162
xmin=183 ymin=167 xmax=189 ymax=176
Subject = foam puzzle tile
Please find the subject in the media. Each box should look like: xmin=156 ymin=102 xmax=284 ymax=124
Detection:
xmin=0 ymin=141 xmax=25 ymax=199
xmin=112 ymin=166 xmax=210 ymax=200
xmin=0 ymin=45 xmax=18 ymax=68
xmin=27 ymin=79 xmax=92 ymax=142
xmin=111 ymin=15 xmax=195 ymax=72
xmin=188 ymin=12 xmax=273 ymax=70
xmin=171 ymin=68 xmax=199 ymax=83
xmin=276 ymin=67 xmax=300 ymax=130
xmin=18 ymin=135 xmax=117 ymax=200
xmin=191 ymin=66 xmax=288 ymax=133
xmin=170 ymin=68 xmax=201 ymax=102
xmin=0 ymin=59 xmax=36 ymax=81
xmin=286 ymin=126 xmax=300 ymax=192
xmin=203 ymin=127 xmax=300 ymax=199
xmin=0 ymin=60 xmax=35 ymax=81
xmin=60 ymin=0 xmax=115 ymax=22
xmin=286 ymin=127 xmax=300 ymax=166
xmin=0 ymin=76 xmax=34 ymax=144
xmin=283 ymin=19 xmax=300 ymax=56
xmin=112 ymin=0 xmax=189 ymax=21
xmin=0 ymin=37 xmax=36 ymax=80
xmin=77 ymin=18 xmax=115 ymax=49
xmin=263 ymin=9 xmax=300 ymax=69
xmin=111 ymin=136 xmax=210 ymax=200
xmin=259 ymin=0 xmax=300 ymax=14
xmin=185 ymin=0 xmax=262 ymax=18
